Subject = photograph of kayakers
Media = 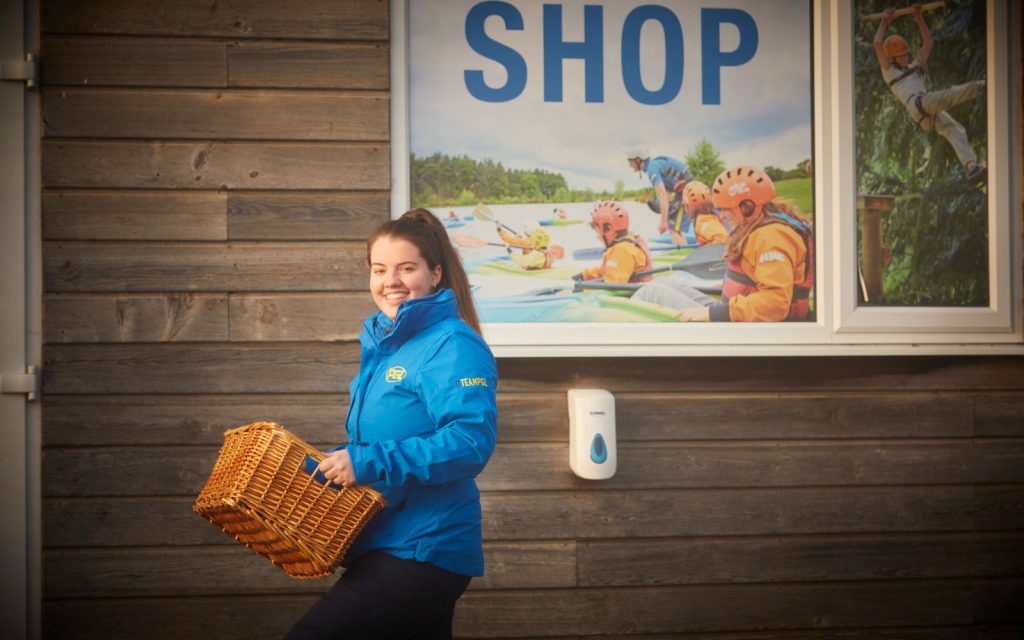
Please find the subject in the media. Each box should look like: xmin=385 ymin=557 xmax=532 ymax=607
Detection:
xmin=403 ymin=0 xmax=814 ymax=323
xmin=855 ymin=0 xmax=989 ymax=306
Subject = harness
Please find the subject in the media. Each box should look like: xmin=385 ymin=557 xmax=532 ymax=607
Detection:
xmin=888 ymin=62 xmax=931 ymax=128
xmin=721 ymin=212 xmax=815 ymax=320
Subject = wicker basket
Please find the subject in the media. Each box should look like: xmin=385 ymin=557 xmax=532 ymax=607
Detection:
xmin=193 ymin=421 xmax=387 ymax=579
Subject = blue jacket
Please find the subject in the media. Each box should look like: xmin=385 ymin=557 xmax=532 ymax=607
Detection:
xmin=343 ymin=288 xmax=498 ymax=576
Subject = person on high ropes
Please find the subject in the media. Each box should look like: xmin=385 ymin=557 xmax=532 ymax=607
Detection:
xmin=571 ymin=201 xmax=654 ymax=284
xmin=626 ymin=146 xmax=694 ymax=244
xmin=874 ymin=3 xmax=986 ymax=183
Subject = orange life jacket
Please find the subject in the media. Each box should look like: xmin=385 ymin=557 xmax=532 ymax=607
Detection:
xmin=721 ymin=213 xmax=814 ymax=321
xmin=602 ymin=234 xmax=654 ymax=283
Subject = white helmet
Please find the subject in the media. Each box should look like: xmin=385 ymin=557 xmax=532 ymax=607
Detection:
xmin=626 ymin=145 xmax=650 ymax=161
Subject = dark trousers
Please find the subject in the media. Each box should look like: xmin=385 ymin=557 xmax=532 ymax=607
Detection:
xmin=284 ymin=550 xmax=472 ymax=640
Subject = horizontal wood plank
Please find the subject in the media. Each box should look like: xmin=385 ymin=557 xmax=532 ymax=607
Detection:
xmin=577 ymin=532 xmax=1024 ymax=587
xmin=45 ymin=242 xmax=366 ymax=292
xmin=975 ymin=392 xmax=1024 ymax=437
xmin=229 ymin=293 xmax=376 ymax=341
xmin=43 ymin=343 xmax=360 ymax=395
xmin=43 ymin=191 xmax=228 ymax=241
xmin=45 ymin=293 xmax=229 ymax=342
xmin=40 ymin=391 xmax=989 ymax=446
xmin=44 ymin=541 xmax=574 ymax=598
xmin=44 ymin=581 xmax=1022 ymax=640
xmin=479 ymin=440 xmax=1024 ymax=491
xmin=494 ymin=356 xmax=1024 ymax=393
xmin=44 ymin=88 xmax=388 ymax=140
xmin=42 ymin=0 xmax=389 ymax=40
xmin=228 ymin=41 xmax=388 ymax=89
xmin=227 ymin=192 xmax=388 ymax=240
xmin=41 ymin=36 xmax=227 ymax=87
xmin=42 ymin=440 xmax=1024 ymax=497
xmin=43 ymin=486 xmax=1024 ymax=548
xmin=43 ymin=140 xmax=389 ymax=190
xmin=39 ymin=393 xmax=564 ymax=447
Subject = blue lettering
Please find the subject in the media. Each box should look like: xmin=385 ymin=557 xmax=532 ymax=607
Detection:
xmin=700 ymin=8 xmax=758 ymax=105
xmin=542 ymin=4 xmax=604 ymax=103
xmin=464 ymin=1 xmax=528 ymax=102
xmin=621 ymin=5 xmax=683 ymax=106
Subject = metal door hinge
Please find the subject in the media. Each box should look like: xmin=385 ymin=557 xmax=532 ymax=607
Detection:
xmin=0 ymin=53 xmax=38 ymax=90
xmin=1 ymin=366 xmax=40 ymax=402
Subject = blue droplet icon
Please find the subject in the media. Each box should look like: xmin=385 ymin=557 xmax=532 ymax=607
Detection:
xmin=590 ymin=433 xmax=608 ymax=464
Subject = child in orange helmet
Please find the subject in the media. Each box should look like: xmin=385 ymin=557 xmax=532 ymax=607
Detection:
xmin=682 ymin=181 xmax=730 ymax=245
xmin=676 ymin=166 xmax=814 ymax=322
xmin=572 ymin=201 xmax=654 ymax=284
xmin=874 ymin=3 xmax=985 ymax=182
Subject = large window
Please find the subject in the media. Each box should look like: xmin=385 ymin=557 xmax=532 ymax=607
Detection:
xmin=390 ymin=0 xmax=1022 ymax=355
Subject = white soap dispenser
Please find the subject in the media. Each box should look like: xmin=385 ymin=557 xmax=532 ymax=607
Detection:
xmin=567 ymin=389 xmax=616 ymax=480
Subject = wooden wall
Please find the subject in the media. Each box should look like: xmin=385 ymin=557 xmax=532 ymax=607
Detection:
xmin=39 ymin=1 xmax=1024 ymax=638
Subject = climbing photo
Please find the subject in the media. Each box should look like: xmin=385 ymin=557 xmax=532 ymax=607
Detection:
xmin=854 ymin=1 xmax=989 ymax=307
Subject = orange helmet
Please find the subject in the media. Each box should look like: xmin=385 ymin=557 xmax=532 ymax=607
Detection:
xmin=591 ymin=200 xmax=630 ymax=245
xmin=682 ymin=181 xmax=712 ymax=212
xmin=883 ymin=35 xmax=909 ymax=59
xmin=711 ymin=166 xmax=775 ymax=219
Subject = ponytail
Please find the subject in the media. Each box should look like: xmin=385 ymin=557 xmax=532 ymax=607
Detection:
xmin=367 ymin=209 xmax=483 ymax=336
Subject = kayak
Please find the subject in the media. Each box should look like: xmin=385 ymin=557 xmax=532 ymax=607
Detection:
xmin=649 ymin=229 xmax=697 ymax=245
xmin=476 ymin=290 xmax=683 ymax=323
xmin=444 ymin=220 xmax=466 ymax=228
xmin=472 ymin=259 xmax=578 ymax=279
xmin=538 ymin=218 xmax=583 ymax=226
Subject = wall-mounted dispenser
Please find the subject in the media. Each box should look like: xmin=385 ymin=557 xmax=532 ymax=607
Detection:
xmin=567 ymin=389 xmax=616 ymax=480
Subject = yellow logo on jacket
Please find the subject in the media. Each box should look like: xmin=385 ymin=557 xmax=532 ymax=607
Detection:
xmin=459 ymin=377 xmax=488 ymax=388
xmin=385 ymin=366 xmax=406 ymax=383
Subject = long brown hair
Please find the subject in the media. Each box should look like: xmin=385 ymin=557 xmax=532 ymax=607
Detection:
xmin=724 ymin=200 xmax=805 ymax=263
xmin=367 ymin=208 xmax=482 ymax=336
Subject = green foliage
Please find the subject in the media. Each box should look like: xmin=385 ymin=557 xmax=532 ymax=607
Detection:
xmin=854 ymin=0 xmax=988 ymax=306
xmin=775 ymin=177 xmax=813 ymax=217
xmin=684 ymin=138 xmax=726 ymax=185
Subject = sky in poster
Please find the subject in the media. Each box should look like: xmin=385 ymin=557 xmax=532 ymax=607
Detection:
xmin=408 ymin=0 xmax=813 ymax=192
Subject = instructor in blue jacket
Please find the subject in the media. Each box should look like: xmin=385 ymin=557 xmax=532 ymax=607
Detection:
xmin=285 ymin=209 xmax=498 ymax=640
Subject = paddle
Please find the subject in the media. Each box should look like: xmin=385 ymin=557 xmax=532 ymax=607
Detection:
xmin=631 ymin=242 xmax=726 ymax=282
xmin=573 ymin=243 xmax=699 ymax=260
xmin=452 ymin=234 xmax=504 ymax=249
xmin=472 ymin=204 xmax=517 ymax=234
xmin=575 ymin=281 xmax=722 ymax=296
xmin=453 ymin=233 xmax=564 ymax=261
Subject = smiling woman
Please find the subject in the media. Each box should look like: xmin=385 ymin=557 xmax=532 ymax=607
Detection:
xmin=286 ymin=209 xmax=498 ymax=640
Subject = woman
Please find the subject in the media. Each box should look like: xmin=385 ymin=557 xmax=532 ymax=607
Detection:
xmin=285 ymin=209 xmax=498 ymax=639
xmin=677 ymin=166 xmax=814 ymax=322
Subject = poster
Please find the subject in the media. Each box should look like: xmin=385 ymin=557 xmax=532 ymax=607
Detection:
xmin=854 ymin=0 xmax=988 ymax=307
xmin=404 ymin=0 xmax=815 ymax=323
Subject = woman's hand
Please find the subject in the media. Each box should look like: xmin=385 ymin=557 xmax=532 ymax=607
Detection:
xmin=676 ymin=306 xmax=711 ymax=322
xmin=317 ymin=449 xmax=356 ymax=487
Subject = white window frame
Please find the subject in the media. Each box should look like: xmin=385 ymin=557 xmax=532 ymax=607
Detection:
xmin=390 ymin=0 xmax=1023 ymax=357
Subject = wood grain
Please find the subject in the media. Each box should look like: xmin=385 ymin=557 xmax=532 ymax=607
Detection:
xmin=228 ymin=41 xmax=388 ymax=89
xmin=43 ymin=191 xmax=228 ymax=241
xmin=45 ymin=241 xmax=367 ymax=292
xmin=43 ymin=343 xmax=361 ymax=395
xmin=44 ymin=89 xmax=388 ymax=140
xmin=42 ymin=0 xmax=389 ymax=41
xmin=41 ymin=36 xmax=227 ymax=87
xmin=43 ymin=140 xmax=389 ymax=190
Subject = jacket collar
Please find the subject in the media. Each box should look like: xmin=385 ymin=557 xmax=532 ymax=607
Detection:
xmin=362 ymin=288 xmax=457 ymax=348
